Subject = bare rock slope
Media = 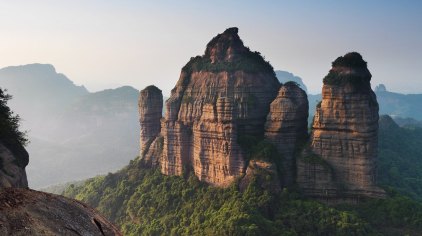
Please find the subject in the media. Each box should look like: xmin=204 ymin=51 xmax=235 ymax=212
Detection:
xmin=0 ymin=188 xmax=121 ymax=235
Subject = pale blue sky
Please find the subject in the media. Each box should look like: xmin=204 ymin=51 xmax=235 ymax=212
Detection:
xmin=0 ymin=0 xmax=421 ymax=95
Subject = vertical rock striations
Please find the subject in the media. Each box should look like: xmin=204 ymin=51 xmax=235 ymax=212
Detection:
xmin=298 ymin=52 xmax=385 ymax=201
xmin=138 ymin=85 xmax=163 ymax=166
xmin=140 ymin=27 xmax=281 ymax=186
xmin=265 ymin=82 xmax=308 ymax=186
xmin=139 ymin=30 xmax=386 ymax=199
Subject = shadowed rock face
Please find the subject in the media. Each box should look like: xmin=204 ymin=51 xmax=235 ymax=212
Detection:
xmin=0 ymin=141 xmax=28 ymax=188
xmin=0 ymin=188 xmax=121 ymax=235
xmin=138 ymin=86 xmax=163 ymax=167
xmin=298 ymin=52 xmax=385 ymax=201
xmin=265 ymin=82 xmax=308 ymax=187
xmin=141 ymin=27 xmax=280 ymax=186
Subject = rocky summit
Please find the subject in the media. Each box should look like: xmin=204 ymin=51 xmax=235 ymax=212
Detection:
xmin=297 ymin=52 xmax=385 ymax=202
xmin=140 ymin=27 xmax=282 ymax=187
xmin=139 ymin=28 xmax=384 ymax=202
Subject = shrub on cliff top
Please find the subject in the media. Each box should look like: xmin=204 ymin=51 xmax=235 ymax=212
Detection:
xmin=323 ymin=52 xmax=371 ymax=89
xmin=0 ymin=88 xmax=27 ymax=146
xmin=182 ymin=52 xmax=275 ymax=76
xmin=332 ymin=52 xmax=367 ymax=68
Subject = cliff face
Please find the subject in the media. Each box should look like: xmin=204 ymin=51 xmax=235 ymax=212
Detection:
xmin=265 ymin=82 xmax=308 ymax=186
xmin=298 ymin=52 xmax=385 ymax=200
xmin=138 ymin=86 xmax=163 ymax=167
xmin=0 ymin=188 xmax=121 ymax=235
xmin=0 ymin=141 xmax=28 ymax=188
xmin=141 ymin=28 xmax=280 ymax=186
xmin=139 ymin=29 xmax=385 ymax=199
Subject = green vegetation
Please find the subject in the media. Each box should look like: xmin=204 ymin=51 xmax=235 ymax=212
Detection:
xmin=237 ymin=135 xmax=280 ymax=163
xmin=378 ymin=115 xmax=422 ymax=201
xmin=64 ymin=161 xmax=377 ymax=236
xmin=331 ymin=52 xmax=367 ymax=68
xmin=0 ymin=88 xmax=27 ymax=146
xmin=323 ymin=73 xmax=370 ymax=88
xmin=338 ymin=190 xmax=422 ymax=235
xmin=323 ymin=52 xmax=371 ymax=88
xmin=182 ymin=52 xmax=275 ymax=76
xmin=301 ymin=152 xmax=333 ymax=172
xmin=64 ymin=158 xmax=422 ymax=235
xmin=62 ymin=115 xmax=422 ymax=235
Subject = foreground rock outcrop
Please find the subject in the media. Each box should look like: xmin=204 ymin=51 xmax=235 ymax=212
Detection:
xmin=0 ymin=140 xmax=28 ymax=188
xmin=0 ymin=188 xmax=121 ymax=235
xmin=0 ymin=87 xmax=121 ymax=235
xmin=297 ymin=52 xmax=385 ymax=201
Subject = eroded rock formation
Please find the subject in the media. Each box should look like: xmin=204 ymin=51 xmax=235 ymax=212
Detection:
xmin=139 ymin=86 xmax=163 ymax=153
xmin=139 ymin=28 xmax=385 ymax=201
xmin=140 ymin=27 xmax=280 ymax=186
xmin=138 ymin=85 xmax=163 ymax=167
xmin=0 ymin=141 xmax=28 ymax=188
xmin=0 ymin=188 xmax=121 ymax=235
xmin=297 ymin=52 xmax=385 ymax=201
xmin=265 ymin=82 xmax=308 ymax=186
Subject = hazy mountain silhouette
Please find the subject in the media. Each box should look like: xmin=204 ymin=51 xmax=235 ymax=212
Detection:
xmin=275 ymin=70 xmax=307 ymax=92
xmin=0 ymin=64 xmax=89 ymax=135
xmin=0 ymin=64 xmax=139 ymax=188
xmin=375 ymin=84 xmax=422 ymax=120
xmin=300 ymin=82 xmax=422 ymax=123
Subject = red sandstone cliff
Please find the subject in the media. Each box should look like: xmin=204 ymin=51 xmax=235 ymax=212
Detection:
xmin=297 ymin=52 xmax=385 ymax=201
xmin=141 ymin=27 xmax=281 ymax=186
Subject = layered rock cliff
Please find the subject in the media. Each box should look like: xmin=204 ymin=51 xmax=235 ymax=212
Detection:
xmin=138 ymin=85 xmax=163 ymax=167
xmin=141 ymin=27 xmax=281 ymax=186
xmin=297 ymin=52 xmax=385 ymax=201
xmin=265 ymin=82 xmax=308 ymax=186
xmin=139 ymin=29 xmax=385 ymax=200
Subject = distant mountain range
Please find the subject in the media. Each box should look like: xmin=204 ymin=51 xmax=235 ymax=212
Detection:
xmin=0 ymin=64 xmax=139 ymax=188
xmin=275 ymin=70 xmax=307 ymax=93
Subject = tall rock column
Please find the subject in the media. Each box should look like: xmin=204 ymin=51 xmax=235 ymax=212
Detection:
xmin=302 ymin=52 xmax=385 ymax=200
xmin=138 ymin=85 xmax=163 ymax=165
xmin=157 ymin=27 xmax=280 ymax=184
xmin=265 ymin=82 xmax=308 ymax=186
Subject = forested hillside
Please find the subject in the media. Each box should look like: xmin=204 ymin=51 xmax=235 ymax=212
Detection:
xmin=64 ymin=115 xmax=422 ymax=236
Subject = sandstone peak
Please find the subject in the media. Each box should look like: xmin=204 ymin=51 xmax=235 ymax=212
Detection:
xmin=140 ymin=27 xmax=280 ymax=186
xmin=332 ymin=52 xmax=367 ymax=68
xmin=143 ymin=85 xmax=161 ymax=93
xmin=182 ymin=27 xmax=274 ymax=75
xmin=204 ymin=27 xmax=246 ymax=63
xmin=323 ymin=52 xmax=371 ymax=89
xmin=298 ymin=52 xmax=385 ymax=202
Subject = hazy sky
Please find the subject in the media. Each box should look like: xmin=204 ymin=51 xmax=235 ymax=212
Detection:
xmin=1 ymin=0 xmax=421 ymax=95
